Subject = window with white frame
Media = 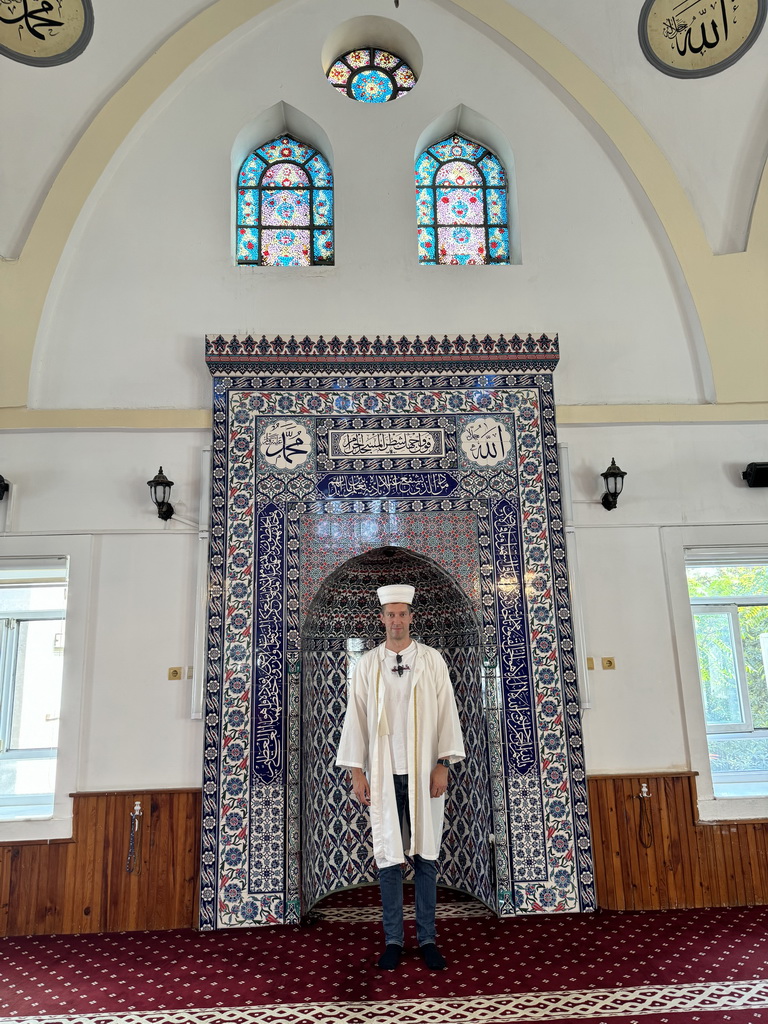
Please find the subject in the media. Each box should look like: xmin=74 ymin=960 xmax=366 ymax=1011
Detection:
xmin=0 ymin=537 xmax=89 ymax=841
xmin=0 ymin=558 xmax=69 ymax=820
xmin=686 ymin=559 xmax=768 ymax=796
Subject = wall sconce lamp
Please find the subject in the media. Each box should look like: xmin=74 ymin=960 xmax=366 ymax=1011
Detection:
xmin=147 ymin=467 xmax=175 ymax=521
xmin=0 ymin=475 xmax=8 ymax=501
xmin=742 ymin=462 xmax=768 ymax=487
xmin=600 ymin=458 xmax=626 ymax=511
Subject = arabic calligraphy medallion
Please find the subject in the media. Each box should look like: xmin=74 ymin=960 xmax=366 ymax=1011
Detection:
xmin=460 ymin=417 xmax=513 ymax=468
xmin=0 ymin=0 xmax=94 ymax=66
xmin=259 ymin=419 xmax=312 ymax=470
xmin=639 ymin=0 xmax=766 ymax=77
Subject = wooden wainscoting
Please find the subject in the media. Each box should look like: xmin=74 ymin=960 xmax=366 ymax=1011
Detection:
xmin=588 ymin=772 xmax=768 ymax=910
xmin=3 ymin=777 xmax=768 ymax=935
xmin=0 ymin=789 xmax=201 ymax=937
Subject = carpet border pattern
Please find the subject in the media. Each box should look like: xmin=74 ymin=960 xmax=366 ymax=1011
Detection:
xmin=4 ymin=979 xmax=768 ymax=1024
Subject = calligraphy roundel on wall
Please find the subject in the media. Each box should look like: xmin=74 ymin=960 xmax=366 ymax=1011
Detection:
xmin=460 ymin=417 xmax=513 ymax=469
xmin=0 ymin=0 xmax=94 ymax=66
xmin=639 ymin=0 xmax=766 ymax=77
xmin=259 ymin=419 xmax=312 ymax=471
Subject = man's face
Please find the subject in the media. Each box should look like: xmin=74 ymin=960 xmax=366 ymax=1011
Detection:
xmin=379 ymin=603 xmax=413 ymax=646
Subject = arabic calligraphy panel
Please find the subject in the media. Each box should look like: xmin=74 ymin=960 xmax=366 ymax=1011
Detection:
xmin=315 ymin=472 xmax=458 ymax=499
xmin=329 ymin=428 xmax=444 ymax=459
xmin=0 ymin=0 xmax=93 ymax=66
xmin=317 ymin=415 xmax=457 ymax=470
xmin=460 ymin=417 xmax=514 ymax=468
xmin=639 ymin=0 xmax=766 ymax=76
xmin=258 ymin=418 xmax=313 ymax=472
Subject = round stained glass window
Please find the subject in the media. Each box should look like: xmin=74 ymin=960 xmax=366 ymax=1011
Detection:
xmin=327 ymin=47 xmax=416 ymax=102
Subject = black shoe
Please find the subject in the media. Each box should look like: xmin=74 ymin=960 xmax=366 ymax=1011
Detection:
xmin=377 ymin=944 xmax=403 ymax=970
xmin=420 ymin=942 xmax=446 ymax=970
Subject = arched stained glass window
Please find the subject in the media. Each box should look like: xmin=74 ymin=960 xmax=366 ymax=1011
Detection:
xmin=327 ymin=48 xmax=415 ymax=103
xmin=236 ymin=135 xmax=333 ymax=266
xmin=416 ymin=134 xmax=509 ymax=265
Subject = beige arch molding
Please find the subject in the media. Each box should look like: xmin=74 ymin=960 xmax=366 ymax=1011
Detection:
xmin=1 ymin=0 xmax=767 ymax=417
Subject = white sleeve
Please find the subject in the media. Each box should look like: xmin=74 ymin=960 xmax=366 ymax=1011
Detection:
xmin=335 ymin=656 xmax=371 ymax=770
xmin=434 ymin=651 xmax=466 ymax=763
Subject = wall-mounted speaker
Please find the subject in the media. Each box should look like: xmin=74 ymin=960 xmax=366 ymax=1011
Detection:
xmin=742 ymin=462 xmax=768 ymax=487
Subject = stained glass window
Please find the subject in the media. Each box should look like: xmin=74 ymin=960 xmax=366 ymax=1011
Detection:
xmin=236 ymin=135 xmax=333 ymax=266
xmin=327 ymin=48 xmax=416 ymax=103
xmin=415 ymin=134 xmax=509 ymax=265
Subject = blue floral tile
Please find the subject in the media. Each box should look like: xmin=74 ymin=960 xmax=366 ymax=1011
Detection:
xmin=199 ymin=335 xmax=594 ymax=931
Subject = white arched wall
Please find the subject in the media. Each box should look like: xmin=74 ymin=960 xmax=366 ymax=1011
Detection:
xmin=320 ymin=14 xmax=424 ymax=79
xmin=3 ymin=0 xmax=767 ymax=415
xmin=509 ymin=0 xmax=768 ymax=256
xmin=30 ymin=0 xmax=701 ymax=410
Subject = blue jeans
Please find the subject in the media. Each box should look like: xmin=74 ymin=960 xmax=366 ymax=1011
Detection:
xmin=378 ymin=774 xmax=438 ymax=947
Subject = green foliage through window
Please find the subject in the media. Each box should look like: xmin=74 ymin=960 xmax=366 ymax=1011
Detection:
xmin=687 ymin=563 xmax=768 ymax=776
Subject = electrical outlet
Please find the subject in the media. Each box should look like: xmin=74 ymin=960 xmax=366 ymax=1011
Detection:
xmin=168 ymin=667 xmax=182 ymax=680
xmin=602 ymin=657 xmax=616 ymax=670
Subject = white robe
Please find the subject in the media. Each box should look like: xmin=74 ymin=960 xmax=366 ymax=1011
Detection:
xmin=336 ymin=641 xmax=465 ymax=868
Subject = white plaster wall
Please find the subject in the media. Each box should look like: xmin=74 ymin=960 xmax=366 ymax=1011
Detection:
xmin=509 ymin=0 xmax=768 ymax=254
xmin=0 ymin=431 xmax=208 ymax=534
xmin=559 ymin=419 xmax=768 ymax=775
xmin=575 ymin=525 xmax=690 ymax=773
xmin=80 ymin=532 xmax=202 ymax=791
xmin=0 ymin=431 xmax=208 ymax=794
xmin=30 ymin=0 xmax=703 ymax=410
xmin=0 ymin=0 xmax=215 ymax=258
xmin=4 ymin=0 xmax=766 ymax=259
xmin=2 ymin=421 xmax=766 ymax=796
xmin=562 ymin=420 xmax=768 ymax=528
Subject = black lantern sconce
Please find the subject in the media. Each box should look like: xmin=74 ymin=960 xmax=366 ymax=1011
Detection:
xmin=0 ymin=475 xmax=9 ymax=501
xmin=600 ymin=458 xmax=627 ymax=511
xmin=147 ymin=467 xmax=175 ymax=521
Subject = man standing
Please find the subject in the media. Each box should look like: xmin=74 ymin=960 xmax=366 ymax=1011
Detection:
xmin=336 ymin=584 xmax=465 ymax=971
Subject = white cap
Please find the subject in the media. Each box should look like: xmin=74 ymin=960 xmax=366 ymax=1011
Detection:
xmin=377 ymin=584 xmax=415 ymax=606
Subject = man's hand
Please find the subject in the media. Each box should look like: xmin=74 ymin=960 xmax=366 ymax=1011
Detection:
xmin=350 ymin=767 xmax=371 ymax=806
xmin=430 ymin=763 xmax=449 ymax=798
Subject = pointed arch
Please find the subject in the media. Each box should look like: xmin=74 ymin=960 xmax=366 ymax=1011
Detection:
xmin=236 ymin=134 xmax=333 ymax=266
xmin=416 ymin=133 xmax=510 ymax=265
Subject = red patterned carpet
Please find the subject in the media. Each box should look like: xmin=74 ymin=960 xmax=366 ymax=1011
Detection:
xmin=2 ymin=888 xmax=768 ymax=1023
